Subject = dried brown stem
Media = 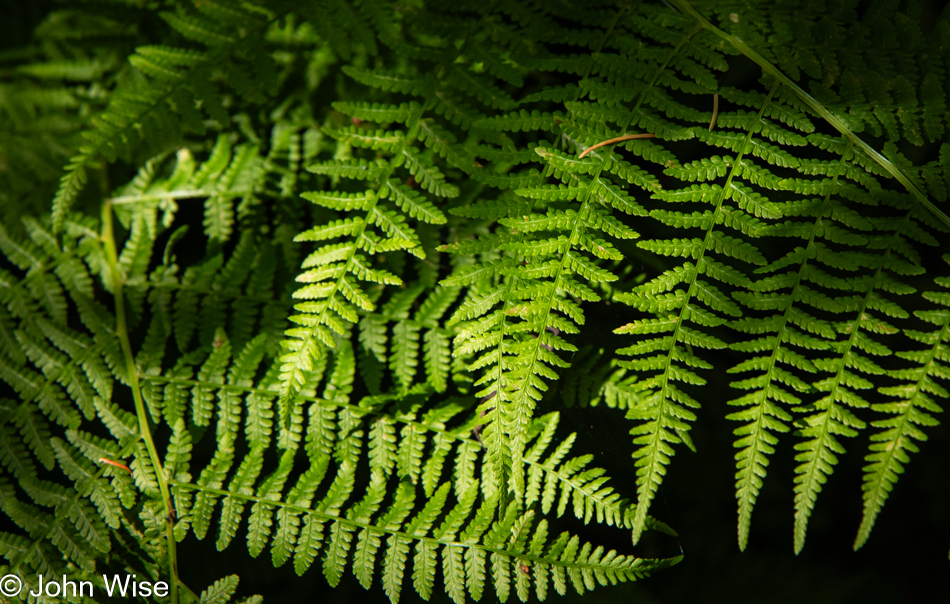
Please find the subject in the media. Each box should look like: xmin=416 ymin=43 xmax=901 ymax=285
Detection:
xmin=578 ymin=133 xmax=656 ymax=158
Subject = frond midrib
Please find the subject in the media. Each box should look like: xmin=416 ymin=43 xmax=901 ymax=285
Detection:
xmin=167 ymin=479 xmax=658 ymax=573
xmin=144 ymin=370 xmax=638 ymax=526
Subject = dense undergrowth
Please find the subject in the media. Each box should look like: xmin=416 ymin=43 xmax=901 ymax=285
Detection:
xmin=1 ymin=1 xmax=948 ymax=602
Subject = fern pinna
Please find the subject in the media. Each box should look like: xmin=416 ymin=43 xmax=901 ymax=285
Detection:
xmin=2 ymin=1 xmax=949 ymax=603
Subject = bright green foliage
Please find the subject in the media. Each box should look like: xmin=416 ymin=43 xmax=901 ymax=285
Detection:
xmin=1 ymin=0 xmax=949 ymax=603
xmin=279 ymin=103 xmax=453 ymax=418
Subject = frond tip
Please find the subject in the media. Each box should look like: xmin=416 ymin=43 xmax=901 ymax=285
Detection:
xmin=854 ymin=254 xmax=950 ymax=550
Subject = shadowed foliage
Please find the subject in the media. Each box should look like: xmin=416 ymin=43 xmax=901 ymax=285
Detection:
xmin=1 ymin=1 xmax=948 ymax=603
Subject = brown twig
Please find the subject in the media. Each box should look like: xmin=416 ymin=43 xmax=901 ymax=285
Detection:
xmin=99 ymin=457 xmax=133 ymax=473
xmin=578 ymin=133 xmax=656 ymax=158
xmin=709 ymin=92 xmax=719 ymax=131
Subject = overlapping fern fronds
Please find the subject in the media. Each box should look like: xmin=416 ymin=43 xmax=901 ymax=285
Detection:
xmin=2 ymin=1 xmax=949 ymax=603
xmin=162 ymin=335 xmax=676 ymax=602
xmin=0 ymin=202 xmax=677 ymax=601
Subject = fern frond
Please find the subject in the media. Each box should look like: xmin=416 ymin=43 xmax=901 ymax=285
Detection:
xmin=51 ymin=3 xmax=278 ymax=232
xmin=279 ymin=103 xmax=449 ymax=412
xmin=853 ymin=254 xmax=950 ymax=550
xmin=442 ymin=152 xmax=643 ymax=496
xmin=7 ymin=1 xmax=950 ymax=600
xmin=169 ymin=376 xmax=677 ymax=602
xmin=616 ymin=89 xmax=780 ymax=546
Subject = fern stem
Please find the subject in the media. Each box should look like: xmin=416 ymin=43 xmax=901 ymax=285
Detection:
xmin=109 ymin=189 xmax=214 ymax=205
xmin=282 ymin=103 xmax=437 ymax=412
xmin=478 ymin=277 xmax=518 ymax=503
xmin=709 ymin=92 xmax=719 ymax=131
xmin=101 ymin=199 xmax=181 ymax=604
xmin=669 ymin=0 xmax=950 ymax=229
xmin=793 ymin=141 xmax=934 ymax=553
xmin=541 ymin=21 xmax=706 ymax=544
xmin=455 ymin=3 xmax=640 ymax=510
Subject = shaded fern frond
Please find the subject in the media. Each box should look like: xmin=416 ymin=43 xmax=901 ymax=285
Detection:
xmin=853 ymin=254 xmax=950 ymax=551
xmin=51 ymin=0 xmax=290 ymax=232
